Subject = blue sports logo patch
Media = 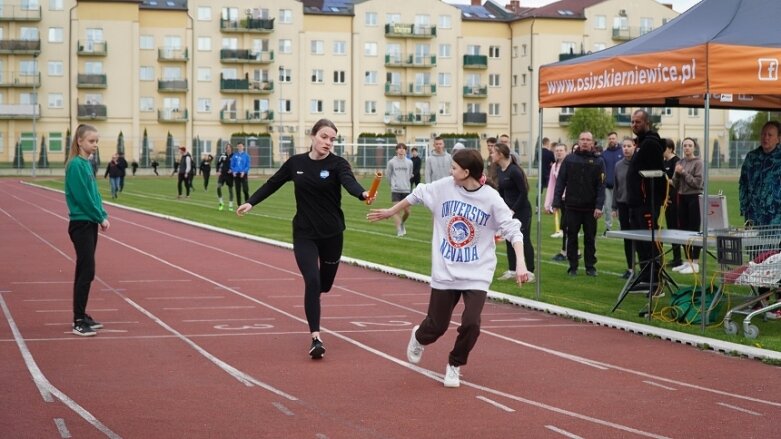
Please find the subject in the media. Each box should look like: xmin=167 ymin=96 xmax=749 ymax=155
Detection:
xmin=320 ymin=170 xmax=330 ymax=179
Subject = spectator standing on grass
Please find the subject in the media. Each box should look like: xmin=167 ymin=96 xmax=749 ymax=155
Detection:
xmin=385 ymin=143 xmax=414 ymax=237
xmin=545 ymin=143 xmax=567 ymax=247
xmin=117 ymin=152 xmax=128 ymax=192
xmin=231 ymin=142 xmax=250 ymax=205
xmin=540 ymin=137 xmax=555 ymax=209
xmin=236 ymin=119 xmax=373 ymax=359
xmin=410 ymin=147 xmax=422 ymax=188
xmin=175 ymin=146 xmax=193 ymax=199
xmin=103 ymin=153 xmax=122 ymax=199
xmin=601 ymin=132 xmax=623 ymax=235
xmin=662 ymin=138 xmax=683 ymax=269
xmin=491 ymin=142 xmax=535 ymax=282
xmin=672 ymin=137 xmax=704 ymax=275
xmin=130 ymin=160 xmax=139 ymax=176
xmin=199 ymin=153 xmax=214 ymax=191
xmin=368 ymin=148 xmax=530 ymax=388
xmin=216 ymin=144 xmax=234 ymax=211
xmin=552 ymin=131 xmax=605 ymax=277
xmin=612 ymin=137 xmax=637 ymax=279
xmin=425 ymin=137 xmax=451 ymax=182
xmin=151 ymin=159 xmax=159 ymax=176
xmin=64 ymin=123 xmax=109 ymax=337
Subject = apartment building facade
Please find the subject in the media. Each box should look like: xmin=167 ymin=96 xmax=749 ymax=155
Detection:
xmin=1 ymin=0 xmax=726 ymax=166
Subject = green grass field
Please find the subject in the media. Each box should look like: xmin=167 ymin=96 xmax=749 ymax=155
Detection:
xmin=29 ymin=172 xmax=781 ymax=354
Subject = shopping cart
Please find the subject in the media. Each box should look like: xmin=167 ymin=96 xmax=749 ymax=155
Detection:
xmin=715 ymin=225 xmax=781 ymax=339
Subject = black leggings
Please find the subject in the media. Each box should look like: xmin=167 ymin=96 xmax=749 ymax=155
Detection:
xmin=234 ymin=175 xmax=249 ymax=205
xmin=505 ymin=209 xmax=534 ymax=273
xmin=68 ymin=221 xmax=98 ymax=322
xmin=177 ymin=173 xmax=190 ymax=196
xmin=293 ymin=234 xmax=344 ymax=333
xmin=677 ymin=193 xmax=702 ymax=259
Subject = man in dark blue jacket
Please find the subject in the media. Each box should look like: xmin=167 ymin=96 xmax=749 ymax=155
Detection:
xmin=601 ymin=132 xmax=623 ymax=235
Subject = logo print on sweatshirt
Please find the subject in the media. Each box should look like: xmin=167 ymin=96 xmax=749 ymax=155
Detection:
xmin=320 ymin=170 xmax=330 ymax=179
xmin=447 ymin=216 xmax=475 ymax=248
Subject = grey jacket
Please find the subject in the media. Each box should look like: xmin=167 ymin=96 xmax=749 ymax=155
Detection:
xmin=425 ymin=151 xmax=452 ymax=182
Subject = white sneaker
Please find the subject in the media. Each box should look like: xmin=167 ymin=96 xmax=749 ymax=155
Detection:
xmin=498 ymin=270 xmax=516 ymax=280
xmin=679 ymin=262 xmax=699 ymax=274
xmin=400 ymin=222 xmax=406 ymax=236
xmin=550 ymin=231 xmax=563 ymax=238
xmin=672 ymin=262 xmax=688 ymax=272
xmin=526 ymin=272 xmax=536 ymax=282
xmin=444 ymin=364 xmax=461 ymax=388
xmin=406 ymin=325 xmax=424 ymax=364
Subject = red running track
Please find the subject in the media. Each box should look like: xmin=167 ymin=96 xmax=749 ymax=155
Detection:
xmin=1 ymin=179 xmax=779 ymax=438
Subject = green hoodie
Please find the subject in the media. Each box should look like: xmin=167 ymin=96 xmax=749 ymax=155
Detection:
xmin=65 ymin=156 xmax=108 ymax=223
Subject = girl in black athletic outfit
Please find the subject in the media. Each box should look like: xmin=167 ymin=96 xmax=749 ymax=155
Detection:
xmin=237 ymin=119 xmax=373 ymax=359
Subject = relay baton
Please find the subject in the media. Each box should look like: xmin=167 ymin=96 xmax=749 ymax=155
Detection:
xmin=366 ymin=171 xmax=383 ymax=204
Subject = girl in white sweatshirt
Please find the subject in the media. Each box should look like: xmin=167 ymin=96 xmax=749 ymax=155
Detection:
xmin=368 ymin=149 xmax=530 ymax=388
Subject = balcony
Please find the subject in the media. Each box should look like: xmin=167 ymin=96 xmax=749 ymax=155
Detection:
xmin=158 ymin=108 xmax=189 ymax=123
xmin=220 ymin=17 xmax=275 ymax=33
xmin=77 ymin=73 xmax=107 ymax=89
xmin=220 ymin=49 xmax=274 ymax=64
xmin=384 ymin=82 xmax=436 ymax=97
xmin=77 ymin=40 xmax=107 ymax=56
xmin=158 ymin=47 xmax=189 ymax=62
xmin=0 ymin=5 xmax=42 ymax=21
xmin=0 ymin=71 xmax=40 ymax=88
xmin=384 ymin=23 xmax=436 ymax=39
xmin=77 ymin=102 xmax=107 ymax=120
xmin=558 ymin=52 xmax=585 ymax=62
xmin=220 ymin=110 xmax=274 ymax=124
xmin=0 ymin=39 xmax=40 ymax=55
xmin=612 ymin=26 xmax=653 ymax=41
xmin=463 ymin=112 xmax=487 ymax=126
xmin=220 ymin=77 xmax=274 ymax=94
xmin=385 ymin=54 xmax=437 ymax=68
xmin=157 ymin=79 xmax=188 ymax=92
xmin=384 ymin=112 xmax=436 ymax=126
xmin=463 ymin=85 xmax=487 ymax=98
xmin=0 ymin=103 xmax=40 ymax=120
xmin=463 ymin=54 xmax=488 ymax=69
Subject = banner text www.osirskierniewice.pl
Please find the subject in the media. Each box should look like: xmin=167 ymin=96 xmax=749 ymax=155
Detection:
xmin=546 ymin=58 xmax=697 ymax=95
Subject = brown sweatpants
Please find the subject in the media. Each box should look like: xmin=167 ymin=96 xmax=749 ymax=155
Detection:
xmin=414 ymin=288 xmax=487 ymax=367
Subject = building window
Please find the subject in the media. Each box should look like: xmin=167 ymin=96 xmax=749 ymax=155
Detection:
xmin=279 ymin=68 xmax=291 ymax=83
xmin=48 ymin=61 xmax=64 ymax=76
xmin=688 ymin=108 xmax=699 ymax=117
xmin=438 ymin=72 xmax=451 ymax=87
xmin=386 ymin=13 xmax=401 ymax=24
xmin=333 ymin=40 xmax=346 ymax=55
xmin=312 ymin=69 xmax=324 ymax=83
xmin=48 ymin=27 xmax=64 ymax=43
xmin=513 ymin=46 xmax=518 ymax=58
xmin=593 ymin=43 xmax=606 ymax=52
xmin=139 ymin=97 xmax=154 ymax=112
xmin=415 ymin=14 xmax=430 ymax=26
xmin=197 ymin=98 xmax=211 ymax=112
xmin=20 ymin=60 xmax=36 ymax=76
xmin=48 ymin=93 xmax=64 ymax=108
xmin=640 ymin=17 xmax=654 ymax=34
xmin=279 ymin=9 xmax=292 ymax=24
xmin=140 ymin=35 xmax=154 ymax=50
xmin=663 ymin=107 xmax=672 ymax=116
xmin=466 ymin=45 xmax=481 ymax=55
xmin=365 ymin=12 xmax=377 ymax=26
xmin=489 ymin=46 xmax=500 ymax=58
xmin=438 ymin=15 xmax=451 ymax=29
xmin=512 ymin=75 xmax=518 ymax=87
xmin=489 ymin=74 xmax=500 ymax=87
xmin=438 ymin=102 xmax=451 ymax=116
xmin=197 ymin=37 xmax=212 ymax=51
xmin=522 ymin=103 xmax=527 ymax=114
xmin=197 ymin=6 xmax=211 ymax=21
xmin=139 ymin=66 xmax=154 ymax=81
xmin=310 ymin=99 xmax=323 ymax=113
xmin=333 ymin=70 xmax=346 ymax=84
xmin=279 ymin=39 xmax=292 ymax=54
xmin=594 ymin=15 xmax=606 ymax=29
xmin=311 ymin=40 xmax=324 ymax=55
xmin=438 ymin=44 xmax=451 ymax=58
xmin=561 ymin=41 xmax=577 ymax=54
xmin=512 ymin=103 xmax=518 ymax=115
xmin=489 ymin=103 xmax=500 ymax=116
xmin=365 ymin=101 xmax=377 ymax=114
xmin=279 ymin=99 xmax=292 ymax=113
xmin=364 ymin=42 xmax=378 ymax=57
xmin=364 ymin=70 xmax=378 ymax=85
xmin=522 ymin=44 xmax=527 ymax=56
xmin=522 ymin=73 xmax=527 ymax=85
xmin=334 ymin=100 xmax=346 ymax=114
xmin=48 ymin=132 xmax=63 ymax=152
xmin=49 ymin=0 xmax=64 ymax=10
xmin=197 ymin=67 xmax=211 ymax=81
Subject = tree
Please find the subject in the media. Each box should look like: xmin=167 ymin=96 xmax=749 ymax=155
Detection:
xmin=140 ymin=128 xmax=150 ymax=167
xmin=747 ymin=111 xmax=781 ymax=139
xmin=37 ymin=135 xmax=49 ymax=168
xmin=12 ymin=141 xmax=24 ymax=169
xmin=566 ymin=108 xmax=615 ymax=142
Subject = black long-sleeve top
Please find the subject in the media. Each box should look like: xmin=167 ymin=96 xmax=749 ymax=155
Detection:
xmin=247 ymin=153 xmax=366 ymax=239
xmin=627 ymin=131 xmax=666 ymax=208
xmin=552 ymin=149 xmax=606 ymax=211
xmin=497 ymin=164 xmax=531 ymax=216
xmin=104 ymin=161 xmax=123 ymax=178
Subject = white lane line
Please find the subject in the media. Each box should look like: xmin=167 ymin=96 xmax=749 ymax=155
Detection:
xmin=545 ymin=425 xmax=584 ymax=439
xmin=272 ymin=402 xmax=295 ymax=416
xmin=54 ymin=418 xmax=71 ymax=438
xmin=380 ymin=293 xmax=423 ymax=297
xmin=45 ymin=321 xmax=139 ymax=326
xmin=717 ymin=402 xmax=762 ymax=416
xmin=35 ymin=309 xmax=117 ymax=313
xmin=25 ymin=299 xmax=78 ymax=302
xmin=269 ymin=294 xmax=344 ymax=298
xmin=643 ymin=381 xmax=677 ymax=391
xmin=11 ymin=281 xmax=70 ymax=285
xmin=489 ymin=318 xmax=543 ymax=322
xmin=228 ymin=278 xmax=296 ymax=282
xmin=163 ymin=306 xmax=255 ymax=311
xmin=182 ymin=317 xmax=275 ymax=322
xmin=118 ymin=279 xmax=191 ymax=283
xmin=476 ymin=396 xmax=515 ymax=412
xmin=323 ymin=315 xmax=408 ymax=320
xmin=293 ymin=303 xmax=375 ymax=308
xmin=145 ymin=296 xmax=224 ymax=300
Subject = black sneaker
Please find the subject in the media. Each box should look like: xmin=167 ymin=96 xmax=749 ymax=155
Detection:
xmin=567 ymin=268 xmax=578 ymax=276
xmin=73 ymin=320 xmax=97 ymax=337
xmin=586 ymin=268 xmax=597 ymax=277
xmin=309 ymin=337 xmax=325 ymax=359
xmin=83 ymin=314 xmax=103 ymax=329
xmin=552 ymin=253 xmax=567 ymax=262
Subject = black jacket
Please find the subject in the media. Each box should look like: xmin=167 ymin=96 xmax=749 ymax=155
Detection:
xmin=552 ymin=149 xmax=606 ymax=211
xmin=627 ymin=131 xmax=666 ymax=208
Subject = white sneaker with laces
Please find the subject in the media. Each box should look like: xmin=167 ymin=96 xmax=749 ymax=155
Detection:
xmin=400 ymin=222 xmax=406 ymax=236
xmin=679 ymin=262 xmax=699 ymax=274
xmin=672 ymin=262 xmax=688 ymax=272
xmin=551 ymin=231 xmax=563 ymax=238
xmin=498 ymin=270 xmax=516 ymax=280
xmin=444 ymin=364 xmax=461 ymax=388
xmin=406 ymin=325 xmax=424 ymax=364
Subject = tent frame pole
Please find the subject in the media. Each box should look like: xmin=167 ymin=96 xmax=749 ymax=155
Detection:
xmin=535 ymin=109 xmax=543 ymax=299
xmin=700 ymin=95 xmax=711 ymax=331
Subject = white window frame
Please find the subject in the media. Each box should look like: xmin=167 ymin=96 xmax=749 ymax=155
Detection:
xmin=365 ymin=100 xmax=377 ymax=114
xmin=365 ymin=12 xmax=377 ymax=26
xmin=333 ymin=99 xmax=346 ymax=114
xmin=139 ymin=97 xmax=154 ymax=112
xmin=197 ymin=7 xmax=211 ymax=21
xmin=48 ymin=93 xmax=64 ymax=108
xmin=197 ymin=37 xmax=212 ymax=51
xmin=140 ymin=35 xmax=154 ymax=50
xmin=312 ymin=69 xmax=324 ymax=84
xmin=48 ymin=61 xmax=64 ymax=76
xmin=310 ymin=99 xmax=323 ymax=113
xmin=48 ymin=27 xmax=64 ymax=43
xmin=197 ymin=67 xmax=211 ymax=81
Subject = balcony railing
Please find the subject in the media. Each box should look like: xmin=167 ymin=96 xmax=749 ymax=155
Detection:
xmin=0 ymin=103 xmax=40 ymax=119
xmin=158 ymin=47 xmax=189 ymax=62
xmin=157 ymin=79 xmax=188 ymax=92
xmin=612 ymin=26 xmax=654 ymax=41
xmin=558 ymin=52 xmax=585 ymax=62
xmin=384 ymin=112 xmax=436 ymax=126
xmin=463 ymin=54 xmax=488 ymax=69
xmin=0 ymin=71 xmax=40 ymax=88
xmin=219 ymin=110 xmax=274 ymax=124
xmin=0 ymin=39 xmax=40 ymax=55
xmin=385 ymin=54 xmax=437 ymax=68
xmin=77 ymin=73 xmax=107 ymax=88
xmin=0 ymin=5 xmax=42 ymax=21
xmin=158 ymin=108 xmax=189 ymax=123
xmin=463 ymin=85 xmax=487 ymax=98
xmin=220 ymin=48 xmax=274 ymax=64
xmin=220 ymin=17 xmax=275 ymax=33
xmin=220 ymin=77 xmax=274 ymax=94
xmin=77 ymin=40 xmax=107 ymax=56
xmin=384 ymin=23 xmax=436 ymax=38
xmin=463 ymin=112 xmax=487 ymax=125
xmin=77 ymin=103 xmax=107 ymax=120
xmin=384 ymin=82 xmax=436 ymax=97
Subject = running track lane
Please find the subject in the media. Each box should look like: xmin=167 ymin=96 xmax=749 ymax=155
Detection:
xmin=1 ymin=179 xmax=780 ymax=438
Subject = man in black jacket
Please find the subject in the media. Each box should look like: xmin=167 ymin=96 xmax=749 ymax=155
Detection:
xmin=552 ymin=131 xmax=606 ymax=277
xmin=627 ymin=109 xmax=667 ymax=285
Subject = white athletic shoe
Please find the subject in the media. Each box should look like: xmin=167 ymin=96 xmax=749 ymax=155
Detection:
xmin=444 ymin=364 xmax=461 ymax=388
xmin=678 ymin=262 xmax=699 ymax=274
xmin=498 ymin=270 xmax=516 ymax=280
xmin=406 ymin=325 xmax=424 ymax=364
xmin=672 ymin=262 xmax=688 ymax=272
xmin=550 ymin=231 xmax=564 ymax=238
